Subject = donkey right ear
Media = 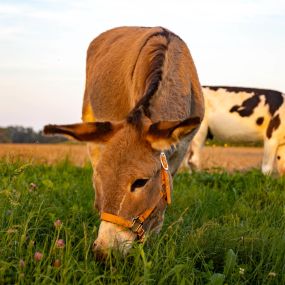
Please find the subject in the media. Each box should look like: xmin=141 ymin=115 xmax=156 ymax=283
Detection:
xmin=43 ymin=121 xmax=122 ymax=142
xmin=146 ymin=116 xmax=201 ymax=150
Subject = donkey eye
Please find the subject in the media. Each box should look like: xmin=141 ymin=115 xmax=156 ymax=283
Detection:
xmin=131 ymin=179 xmax=149 ymax=192
xmin=277 ymin=156 xmax=281 ymax=160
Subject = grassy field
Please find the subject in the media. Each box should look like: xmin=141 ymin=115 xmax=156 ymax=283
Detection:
xmin=1 ymin=159 xmax=285 ymax=284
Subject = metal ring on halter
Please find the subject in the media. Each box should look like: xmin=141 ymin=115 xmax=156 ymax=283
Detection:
xmin=160 ymin=152 xmax=169 ymax=170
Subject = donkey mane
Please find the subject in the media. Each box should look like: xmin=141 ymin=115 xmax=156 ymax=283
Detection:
xmin=127 ymin=28 xmax=183 ymax=127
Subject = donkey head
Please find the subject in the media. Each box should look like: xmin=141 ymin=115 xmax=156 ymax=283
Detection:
xmin=44 ymin=111 xmax=200 ymax=258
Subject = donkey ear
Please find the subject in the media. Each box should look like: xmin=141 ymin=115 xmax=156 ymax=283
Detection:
xmin=146 ymin=116 xmax=201 ymax=150
xmin=43 ymin=121 xmax=122 ymax=142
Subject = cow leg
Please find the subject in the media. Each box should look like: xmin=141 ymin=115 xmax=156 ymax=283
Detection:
xmin=82 ymin=94 xmax=100 ymax=169
xmin=262 ymin=138 xmax=278 ymax=175
xmin=169 ymin=132 xmax=195 ymax=175
xmin=87 ymin=142 xmax=103 ymax=211
xmin=276 ymin=144 xmax=285 ymax=175
xmin=82 ymin=98 xmax=103 ymax=208
xmin=185 ymin=118 xmax=208 ymax=172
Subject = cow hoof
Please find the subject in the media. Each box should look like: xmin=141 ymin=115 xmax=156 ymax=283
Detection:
xmin=261 ymin=165 xmax=272 ymax=175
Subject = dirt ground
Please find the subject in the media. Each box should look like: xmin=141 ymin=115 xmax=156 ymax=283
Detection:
xmin=0 ymin=143 xmax=265 ymax=172
xmin=0 ymin=144 xmax=89 ymax=166
xmin=199 ymin=145 xmax=263 ymax=172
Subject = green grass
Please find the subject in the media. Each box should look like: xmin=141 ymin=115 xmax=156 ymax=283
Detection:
xmin=1 ymin=159 xmax=285 ymax=284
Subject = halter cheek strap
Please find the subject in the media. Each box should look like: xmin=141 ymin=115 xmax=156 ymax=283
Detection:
xmin=100 ymin=152 xmax=171 ymax=242
xmin=160 ymin=152 xmax=171 ymax=204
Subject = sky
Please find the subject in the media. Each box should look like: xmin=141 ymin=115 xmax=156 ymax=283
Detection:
xmin=0 ymin=0 xmax=285 ymax=130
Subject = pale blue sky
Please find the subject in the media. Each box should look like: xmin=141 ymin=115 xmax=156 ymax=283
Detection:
xmin=0 ymin=0 xmax=285 ymax=130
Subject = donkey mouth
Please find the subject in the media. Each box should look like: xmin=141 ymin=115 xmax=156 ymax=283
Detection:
xmin=92 ymin=221 xmax=136 ymax=258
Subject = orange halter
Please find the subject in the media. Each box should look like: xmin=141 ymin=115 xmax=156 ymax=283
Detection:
xmin=100 ymin=152 xmax=172 ymax=242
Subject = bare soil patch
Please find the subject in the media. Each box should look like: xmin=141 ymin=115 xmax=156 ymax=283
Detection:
xmin=0 ymin=144 xmax=264 ymax=171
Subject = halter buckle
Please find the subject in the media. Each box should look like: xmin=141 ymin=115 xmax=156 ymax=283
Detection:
xmin=131 ymin=217 xmax=145 ymax=242
xmin=131 ymin=217 xmax=143 ymax=231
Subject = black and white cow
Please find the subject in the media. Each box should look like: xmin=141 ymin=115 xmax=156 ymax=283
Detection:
xmin=184 ymin=86 xmax=285 ymax=175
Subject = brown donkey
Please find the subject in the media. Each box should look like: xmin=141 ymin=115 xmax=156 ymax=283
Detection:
xmin=44 ymin=26 xmax=204 ymax=257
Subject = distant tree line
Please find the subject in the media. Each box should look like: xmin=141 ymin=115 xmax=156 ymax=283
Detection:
xmin=0 ymin=126 xmax=67 ymax=143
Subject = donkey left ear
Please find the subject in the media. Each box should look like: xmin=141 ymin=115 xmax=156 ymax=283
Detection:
xmin=43 ymin=121 xmax=122 ymax=143
xmin=146 ymin=116 xmax=201 ymax=150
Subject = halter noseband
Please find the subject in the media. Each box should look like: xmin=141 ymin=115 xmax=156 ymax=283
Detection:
xmin=100 ymin=152 xmax=171 ymax=242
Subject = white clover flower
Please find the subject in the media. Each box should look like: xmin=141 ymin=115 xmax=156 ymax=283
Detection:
xmin=268 ymin=272 xmax=276 ymax=277
xmin=239 ymin=267 xmax=245 ymax=275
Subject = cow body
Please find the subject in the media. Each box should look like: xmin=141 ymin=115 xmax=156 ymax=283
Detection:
xmin=186 ymin=86 xmax=285 ymax=175
xmin=44 ymin=26 xmax=204 ymax=257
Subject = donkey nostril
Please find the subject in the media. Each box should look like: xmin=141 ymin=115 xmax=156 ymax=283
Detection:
xmin=92 ymin=241 xmax=100 ymax=253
